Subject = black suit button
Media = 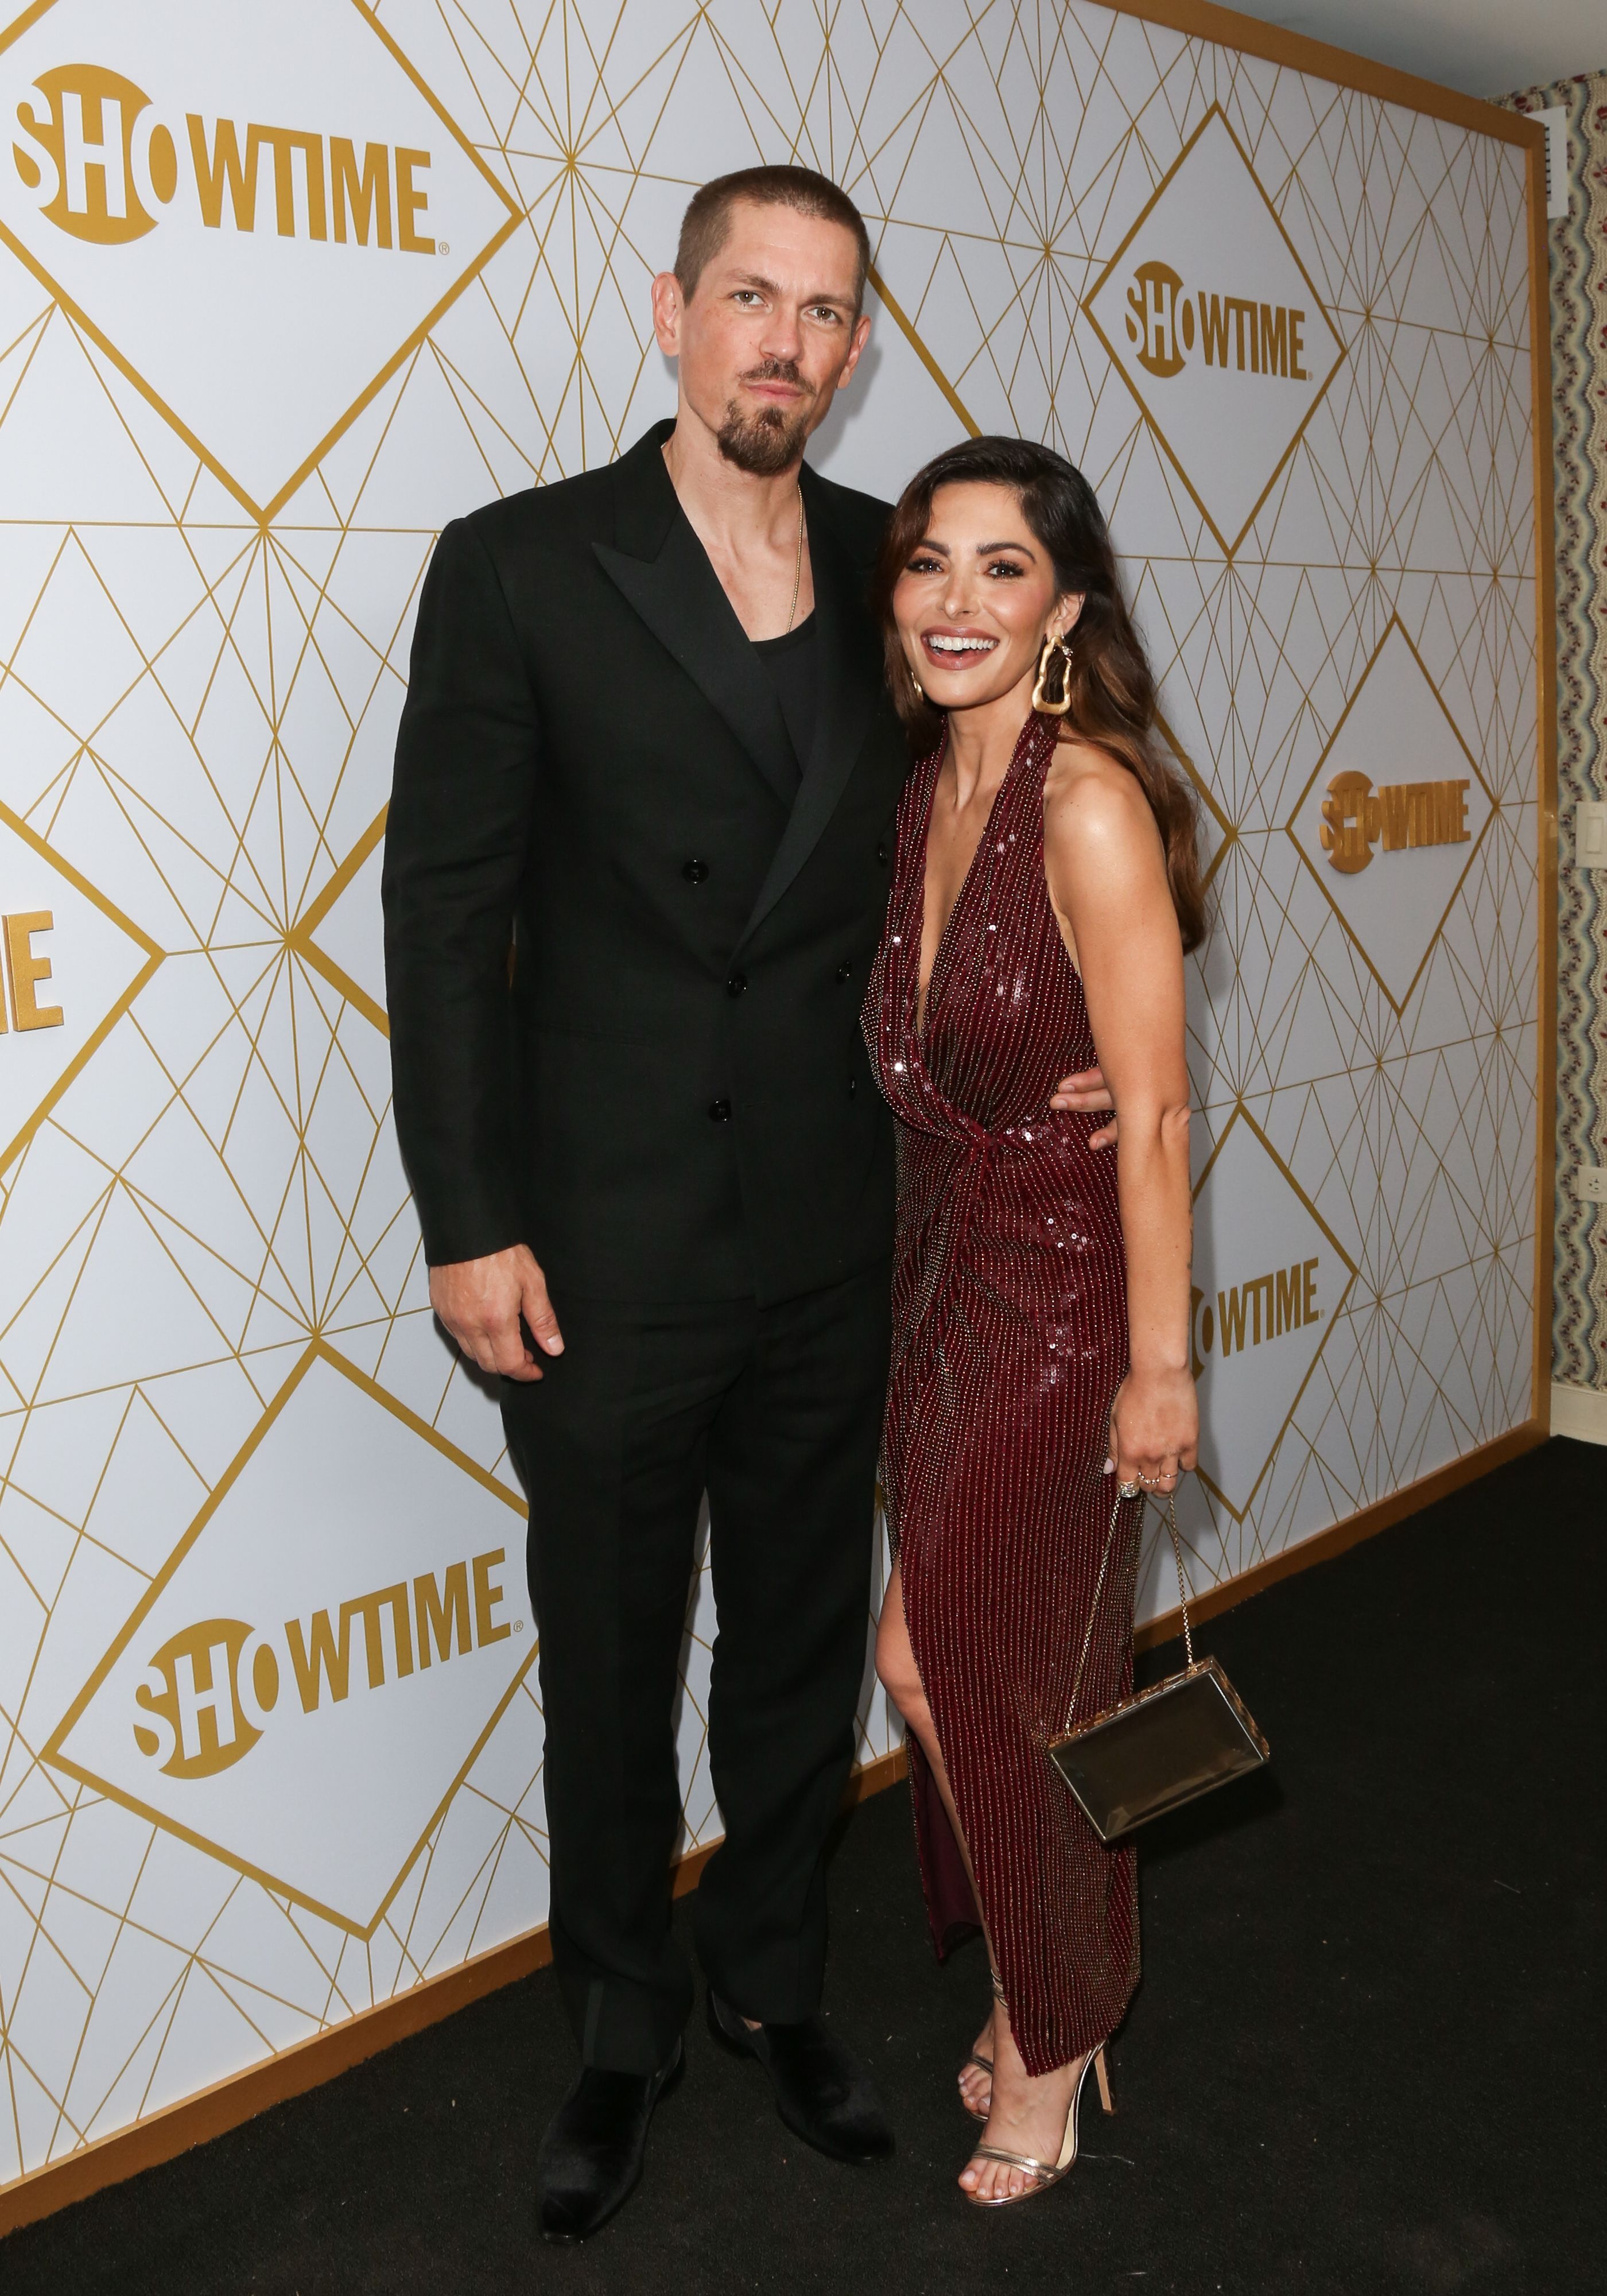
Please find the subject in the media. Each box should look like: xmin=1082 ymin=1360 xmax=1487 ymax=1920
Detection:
xmin=835 ymin=960 xmax=852 ymax=983
xmin=708 ymin=1098 xmax=732 ymax=1122
xmin=876 ymin=842 xmax=890 ymax=866
xmin=682 ymin=858 xmax=710 ymax=883
xmin=848 ymin=1076 xmax=857 ymax=1099
xmin=726 ymin=973 xmax=747 ymax=998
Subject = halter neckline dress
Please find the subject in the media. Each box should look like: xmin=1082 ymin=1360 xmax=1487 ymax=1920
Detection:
xmin=864 ymin=709 xmax=1141 ymax=2075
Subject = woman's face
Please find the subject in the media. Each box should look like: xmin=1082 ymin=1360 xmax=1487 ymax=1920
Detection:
xmin=891 ymin=480 xmax=1081 ymax=715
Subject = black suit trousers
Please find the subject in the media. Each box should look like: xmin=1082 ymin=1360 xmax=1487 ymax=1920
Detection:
xmin=500 ymin=1269 xmax=890 ymax=2074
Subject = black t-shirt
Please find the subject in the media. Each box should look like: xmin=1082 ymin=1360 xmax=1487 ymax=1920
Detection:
xmin=752 ymin=610 xmax=820 ymax=788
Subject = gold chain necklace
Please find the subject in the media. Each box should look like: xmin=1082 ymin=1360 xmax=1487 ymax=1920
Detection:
xmin=785 ymin=487 xmax=806 ymax=633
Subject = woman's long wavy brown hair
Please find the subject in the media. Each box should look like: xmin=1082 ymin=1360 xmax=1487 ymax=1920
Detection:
xmin=874 ymin=436 xmax=1207 ymax=953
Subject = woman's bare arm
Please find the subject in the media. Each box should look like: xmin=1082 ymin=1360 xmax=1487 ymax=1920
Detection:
xmin=1043 ymin=744 xmax=1198 ymax=1488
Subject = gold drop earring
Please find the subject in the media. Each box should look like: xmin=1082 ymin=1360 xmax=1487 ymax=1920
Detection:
xmin=1031 ymin=630 xmax=1074 ymax=716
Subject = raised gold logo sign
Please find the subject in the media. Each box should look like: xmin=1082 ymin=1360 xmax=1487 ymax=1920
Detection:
xmin=11 ymin=63 xmax=440 ymax=253
xmin=0 ymin=908 xmax=63 ymax=1031
xmin=1192 ymin=1256 xmax=1321 ymax=1374
xmin=1318 ymin=774 xmax=1471 ymax=873
xmin=9 ymin=61 xmax=172 ymax=242
xmin=1127 ymin=256 xmax=1313 ymax=383
xmin=133 ymin=1550 xmax=513 ymax=1779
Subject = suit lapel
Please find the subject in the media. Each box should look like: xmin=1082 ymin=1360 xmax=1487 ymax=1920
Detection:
xmin=592 ymin=428 xmax=799 ymax=809
xmin=740 ymin=470 xmax=883 ymax=943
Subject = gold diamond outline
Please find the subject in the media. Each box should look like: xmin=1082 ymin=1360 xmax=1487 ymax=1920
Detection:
xmin=1157 ymin=708 xmax=1236 ymax=888
xmin=290 ymin=802 xmax=390 ymax=1038
xmin=0 ymin=0 xmax=523 ymax=526
xmin=40 ymin=1336 xmax=533 ymax=1940
xmin=1284 ymin=614 xmax=1499 ymax=1018
xmin=1081 ymin=101 xmax=1348 ymax=561
xmin=0 ymin=796 xmax=164 ymax=1174
xmin=866 ymin=262 xmax=980 ymax=436
xmin=1189 ymin=1102 xmax=1358 ymax=1522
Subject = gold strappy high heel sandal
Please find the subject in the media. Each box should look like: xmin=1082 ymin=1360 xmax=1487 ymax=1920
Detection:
xmin=959 ymin=1969 xmax=1007 ymax=2124
xmin=962 ymin=2040 xmax=1115 ymax=2208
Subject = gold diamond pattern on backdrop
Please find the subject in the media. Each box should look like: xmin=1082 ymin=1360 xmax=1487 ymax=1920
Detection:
xmin=0 ymin=1 xmax=1536 ymax=2191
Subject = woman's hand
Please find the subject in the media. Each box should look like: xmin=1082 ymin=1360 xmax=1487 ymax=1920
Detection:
xmin=1108 ymin=1366 xmax=1198 ymax=1496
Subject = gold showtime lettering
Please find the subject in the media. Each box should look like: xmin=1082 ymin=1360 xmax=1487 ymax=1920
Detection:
xmin=186 ymin=118 xmax=434 ymax=250
xmin=1319 ymin=771 xmax=1470 ymax=874
xmin=132 ymin=1550 xmax=512 ymax=1778
xmin=284 ymin=1552 xmax=510 ymax=1713
xmin=1194 ymin=1258 xmax=1319 ymax=1368
xmin=1125 ymin=259 xmax=1310 ymax=382
xmin=0 ymin=910 xmax=63 ymax=1033
xmin=9 ymin=64 xmax=436 ymax=253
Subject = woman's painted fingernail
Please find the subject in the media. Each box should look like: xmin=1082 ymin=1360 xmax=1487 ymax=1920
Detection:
xmin=1103 ymin=1457 xmax=1115 ymax=1473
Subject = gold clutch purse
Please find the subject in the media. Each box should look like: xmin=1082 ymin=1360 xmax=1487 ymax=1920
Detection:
xmin=1047 ymin=1485 xmax=1269 ymax=1844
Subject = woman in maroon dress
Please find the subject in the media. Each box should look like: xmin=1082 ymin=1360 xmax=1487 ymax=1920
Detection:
xmin=865 ymin=437 xmax=1206 ymax=2208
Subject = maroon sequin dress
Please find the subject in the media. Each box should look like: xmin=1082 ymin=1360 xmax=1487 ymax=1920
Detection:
xmin=863 ymin=710 xmax=1140 ymax=2076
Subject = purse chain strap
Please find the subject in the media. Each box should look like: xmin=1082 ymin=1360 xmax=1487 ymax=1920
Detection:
xmin=1065 ymin=1485 xmax=1195 ymax=1734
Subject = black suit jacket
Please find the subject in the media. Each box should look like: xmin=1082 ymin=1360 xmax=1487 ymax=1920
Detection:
xmin=383 ymin=421 xmax=907 ymax=1304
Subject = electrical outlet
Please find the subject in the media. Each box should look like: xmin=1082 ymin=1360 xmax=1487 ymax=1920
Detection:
xmin=1579 ymin=1165 xmax=1607 ymax=1205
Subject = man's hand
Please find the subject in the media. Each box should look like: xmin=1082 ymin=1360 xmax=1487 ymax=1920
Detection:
xmin=429 ymin=1244 xmax=563 ymax=1381
xmin=1051 ymin=1061 xmax=1117 ymax=1150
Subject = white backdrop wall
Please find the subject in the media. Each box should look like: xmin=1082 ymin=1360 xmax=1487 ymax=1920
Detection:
xmin=0 ymin=0 xmax=1542 ymax=2194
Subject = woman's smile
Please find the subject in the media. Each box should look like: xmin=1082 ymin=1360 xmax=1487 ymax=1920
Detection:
xmin=920 ymin=623 xmax=1001 ymax=668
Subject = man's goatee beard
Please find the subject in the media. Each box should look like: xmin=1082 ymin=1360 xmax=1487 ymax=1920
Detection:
xmin=717 ymin=401 xmax=811 ymax=476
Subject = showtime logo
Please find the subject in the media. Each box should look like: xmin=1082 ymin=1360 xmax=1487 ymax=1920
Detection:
xmin=1084 ymin=106 xmax=1345 ymax=555
xmin=46 ymin=1344 xmax=534 ymax=1934
xmin=133 ymin=1548 xmax=513 ymax=1779
xmin=11 ymin=60 xmax=440 ymax=253
xmin=1124 ymin=261 xmax=1315 ymax=385
xmin=0 ymin=0 xmax=519 ymax=519
xmin=1288 ymin=619 xmax=1495 ymax=1013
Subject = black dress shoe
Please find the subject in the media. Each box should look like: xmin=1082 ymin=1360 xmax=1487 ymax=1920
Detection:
xmin=707 ymin=1992 xmax=894 ymax=2163
xmin=535 ymin=2039 xmax=684 ymax=2243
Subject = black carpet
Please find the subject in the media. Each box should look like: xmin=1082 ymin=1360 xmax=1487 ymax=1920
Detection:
xmin=6 ymin=1437 xmax=1601 ymax=2294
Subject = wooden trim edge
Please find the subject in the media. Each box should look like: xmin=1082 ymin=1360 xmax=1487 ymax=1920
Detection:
xmin=1134 ymin=1421 xmax=1548 ymax=1652
xmin=1527 ymin=119 xmax=1560 ymax=1430
xmin=1105 ymin=0 xmax=1544 ymax=142
xmin=0 ymin=1747 xmax=912 ymax=2241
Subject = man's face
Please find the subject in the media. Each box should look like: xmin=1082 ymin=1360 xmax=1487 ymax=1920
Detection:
xmin=654 ymin=201 xmax=871 ymax=474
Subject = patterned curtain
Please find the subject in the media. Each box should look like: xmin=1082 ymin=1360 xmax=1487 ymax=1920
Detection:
xmin=1503 ymin=72 xmax=1607 ymax=1393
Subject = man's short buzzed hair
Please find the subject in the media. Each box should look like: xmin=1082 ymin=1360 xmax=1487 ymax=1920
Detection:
xmin=674 ymin=165 xmax=871 ymax=309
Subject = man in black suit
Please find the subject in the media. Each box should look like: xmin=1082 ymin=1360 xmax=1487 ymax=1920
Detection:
xmin=385 ymin=165 xmax=1113 ymax=2239
xmin=385 ymin=167 xmax=903 ymax=2240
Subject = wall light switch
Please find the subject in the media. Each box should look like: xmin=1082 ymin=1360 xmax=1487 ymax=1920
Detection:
xmin=1538 ymin=106 xmax=1570 ymax=220
xmin=1577 ymin=801 xmax=1607 ymax=870
xmin=1579 ymin=1166 xmax=1607 ymax=1205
